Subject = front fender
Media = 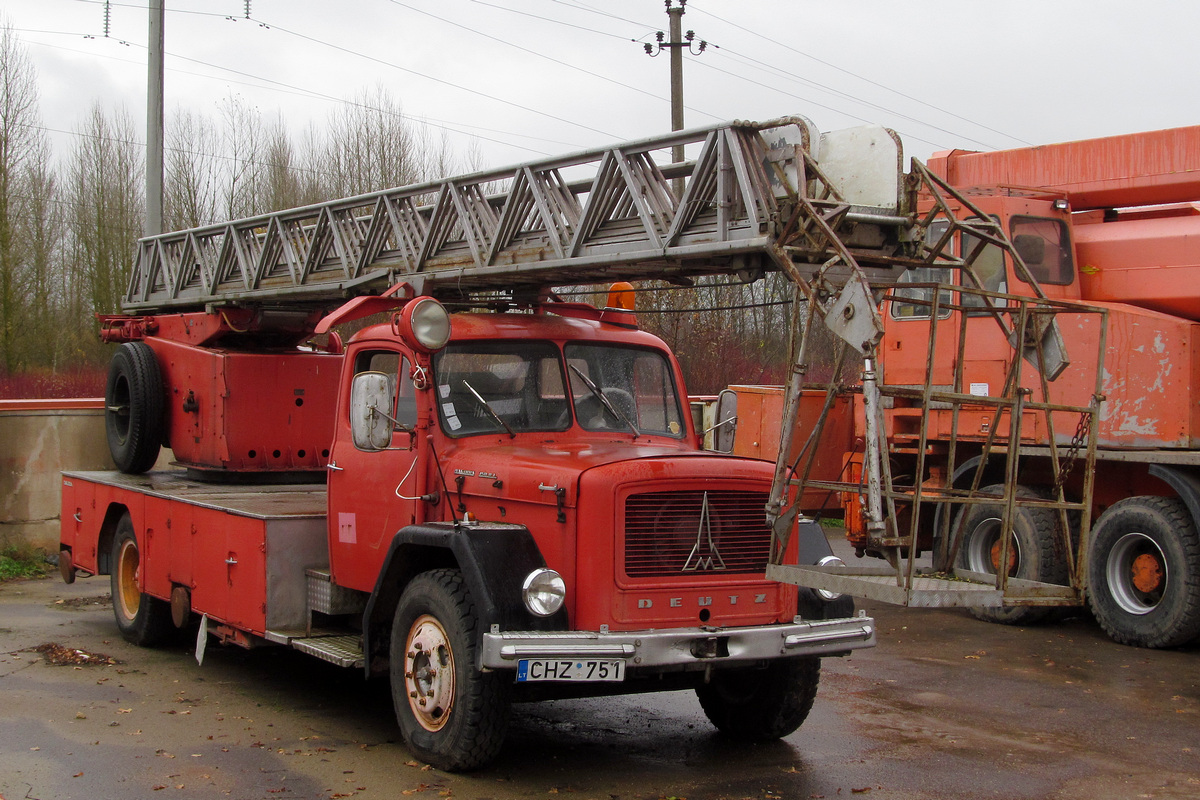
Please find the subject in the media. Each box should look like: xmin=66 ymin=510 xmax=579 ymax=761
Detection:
xmin=362 ymin=521 xmax=567 ymax=676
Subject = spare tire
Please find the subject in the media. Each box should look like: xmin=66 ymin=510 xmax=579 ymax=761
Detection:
xmin=105 ymin=341 xmax=164 ymax=473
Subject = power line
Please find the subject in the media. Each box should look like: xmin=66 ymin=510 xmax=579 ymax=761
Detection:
xmin=453 ymin=0 xmax=1005 ymax=152
xmin=384 ymin=0 xmax=724 ymax=123
xmin=18 ymin=29 xmax=576 ymax=157
xmin=712 ymin=46 xmax=1001 ymax=151
xmin=548 ymin=0 xmax=658 ymax=31
xmin=686 ymin=1 xmax=1032 ymax=147
xmin=467 ymin=0 xmax=631 ymax=42
xmin=244 ymin=16 xmax=622 ymax=140
xmin=70 ymin=0 xmax=236 ymax=22
xmin=690 ymin=57 xmax=948 ymax=151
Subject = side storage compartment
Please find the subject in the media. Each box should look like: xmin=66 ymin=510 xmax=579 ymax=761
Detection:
xmin=60 ymin=471 xmax=330 ymax=641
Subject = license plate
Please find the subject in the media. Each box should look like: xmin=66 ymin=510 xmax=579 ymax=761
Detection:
xmin=516 ymin=658 xmax=626 ymax=682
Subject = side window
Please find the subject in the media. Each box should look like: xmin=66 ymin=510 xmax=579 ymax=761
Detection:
xmin=394 ymin=356 xmax=417 ymax=430
xmin=960 ymin=227 xmax=1007 ymax=312
xmin=891 ymin=221 xmax=953 ymax=320
xmin=1011 ymin=216 xmax=1074 ymax=285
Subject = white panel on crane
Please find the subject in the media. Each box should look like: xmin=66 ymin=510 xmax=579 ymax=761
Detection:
xmin=817 ymin=125 xmax=904 ymax=211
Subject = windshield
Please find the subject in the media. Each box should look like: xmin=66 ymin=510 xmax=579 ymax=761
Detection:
xmin=433 ymin=340 xmax=685 ymax=438
xmin=564 ymin=343 xmax=684 ymax=437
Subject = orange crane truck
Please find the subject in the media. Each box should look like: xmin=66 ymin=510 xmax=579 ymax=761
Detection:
xmin=760 ymin=125 xmax=1200 ymax=650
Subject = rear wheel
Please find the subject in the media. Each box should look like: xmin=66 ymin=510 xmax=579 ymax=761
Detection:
xmin=110 ymin=514 xmax=174 ymax=646
xmin=1087 ymin=496 xmax=1200 ymax=648
xmin=955 ymin=484 xmax=1068 ymax=625
xmin=105 ymin=342 xmax=164 ymax=474
xmin=390 ymin=569 xmax=511 ymax=771
xmin=696 ymin=657 xmax=820 ymax=741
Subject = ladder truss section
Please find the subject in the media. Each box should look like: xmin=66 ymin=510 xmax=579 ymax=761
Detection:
xmin=124 ymin=116 xmax=913 ymax=312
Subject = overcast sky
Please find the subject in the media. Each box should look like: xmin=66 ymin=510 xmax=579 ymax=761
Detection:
xmin=7 ymin=0 xmax=1200 ymax=179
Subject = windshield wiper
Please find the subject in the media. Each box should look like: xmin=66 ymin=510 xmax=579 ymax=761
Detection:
xmin=569 ymin=365 xmax=640 ymax=439
xmin=462 ymin=380 xmax=516 ymax=438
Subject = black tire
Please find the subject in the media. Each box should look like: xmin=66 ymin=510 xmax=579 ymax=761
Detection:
xmin=110 ymin=514 xmax=175 ymax=646
xmin=105 ymin=342 xmax=164 ymax=474
xmin=1087 ymin=496 xmax=1200 ymax=648
xmin=390 ymin=569 xmax=511 ymax=771
xmin=696 ymin=657 xmax=820 ymax=741
xmin=955 ymin=484 xmax=1068 ymax=625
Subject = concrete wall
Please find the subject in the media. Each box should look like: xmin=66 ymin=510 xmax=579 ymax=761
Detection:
xmin=0 ymin=400 xmax=113 ymax=552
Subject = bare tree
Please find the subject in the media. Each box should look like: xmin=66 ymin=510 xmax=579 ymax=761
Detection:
xmin=0 ymin=22 xmax=44 ymax=373
xmin=164 ymin=106 xmax=219 ymax=230
xmin=257 ymin=115 xmax=320 ymax=212
xmin=216 ymin=94 xmax=263 ymax=219
xmin=19 ymin=131 xmax=60 ymax=367
xmin=63 ymin=105 xmax=143 ymax=362
xmin=637 ymin=274 xmax=794 ymax=394
xmin=322 ymin=86 xmax=425 ymax=197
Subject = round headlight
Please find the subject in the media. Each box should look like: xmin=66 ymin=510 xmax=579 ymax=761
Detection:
xmin=522 ymin=568 xmax=566 ymax=617
xmin=399 ymin=297 xmax=451 ymax=352
xmin=816 ymin=555 xmax=845 ymax=601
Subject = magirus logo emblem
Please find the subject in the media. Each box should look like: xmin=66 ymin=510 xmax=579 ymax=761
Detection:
xmin=682 ymin=492 xmax=726 ymax=571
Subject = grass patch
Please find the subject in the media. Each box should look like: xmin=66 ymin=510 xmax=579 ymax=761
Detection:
xmin=0 ymin=545 xmax=52 ymax=581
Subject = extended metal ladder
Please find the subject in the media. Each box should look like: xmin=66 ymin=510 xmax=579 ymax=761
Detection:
xmin=125 ymin=116 xmax=916 ymax=312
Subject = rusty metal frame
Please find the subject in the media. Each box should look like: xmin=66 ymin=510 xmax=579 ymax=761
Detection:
xmin=769 ymin=279 xmax=1109 ymax=609
xmin=763 ymin=155 xmax=1110 ymax=609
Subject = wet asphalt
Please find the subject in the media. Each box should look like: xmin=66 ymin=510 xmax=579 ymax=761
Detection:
xmin=1 ymin=573 xmax=1197 ymax=800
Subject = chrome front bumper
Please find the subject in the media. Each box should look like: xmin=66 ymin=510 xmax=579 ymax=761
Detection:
xmin=480 ymin=613 xmax=875 ymax=670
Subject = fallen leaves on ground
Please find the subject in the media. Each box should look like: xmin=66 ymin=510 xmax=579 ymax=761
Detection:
xmin=27 ymin=642 xmax=117 ymax=666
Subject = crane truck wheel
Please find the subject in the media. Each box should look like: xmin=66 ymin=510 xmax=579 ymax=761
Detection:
xmin=696 ymin=656 xmax=820 ymax=741
xmin=389 ymin=569 xmax=512 ymax=771
xmin=954 ymin=484 xmax=1068 ymax=625
xmin=110 ymin=513 xmax=175 ymax=646
xmin=1087 ymin=496 xmax=1200 ymax=648
xmin=105 ymin=342 xmax=164 ymax=474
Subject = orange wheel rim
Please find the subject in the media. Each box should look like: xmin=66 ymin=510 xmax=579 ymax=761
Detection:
xmin=1130 ymin=553 xmax=1164 ymax=594
xmin=989 ymin=538 xmax=1018 ymax=576
xmin=116 ymin=539 xmax=141 ymax=622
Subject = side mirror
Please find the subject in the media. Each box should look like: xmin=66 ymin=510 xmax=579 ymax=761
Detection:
xmin=350 ymin=372 xmax=393 ymax=451
xmin=712 ymin=388 xmax=738 ymax=453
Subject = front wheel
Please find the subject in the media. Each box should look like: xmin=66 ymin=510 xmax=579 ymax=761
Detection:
xmin=110 ymin=514 xmax=174 ymax=646
xmin=1087 ymin=496 xmax=1200 ymax=648
xmin=696 ymin=657 xmax=820 ymax=741
xmin=390 ymin=569 xmax=511 ymax=771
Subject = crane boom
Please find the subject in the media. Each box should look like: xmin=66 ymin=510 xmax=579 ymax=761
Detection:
xmin=926 ymin=125 xmax=1200 ymax=211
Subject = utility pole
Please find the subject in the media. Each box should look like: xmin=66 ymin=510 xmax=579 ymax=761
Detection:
xmin=146 ymin=0 xmax=165 ymax=236
xmin=146 ymin=0 xmax=165 ymax=237
xmin=645 ymin=0 xmax=706 ymax=177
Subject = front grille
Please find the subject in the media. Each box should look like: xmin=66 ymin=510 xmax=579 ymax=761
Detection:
xmin=623 ymin=490 xmax=772 ymax=577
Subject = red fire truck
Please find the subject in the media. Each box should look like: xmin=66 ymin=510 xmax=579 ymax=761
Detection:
xmin=58 ymin=116 xmax=909 ymax=771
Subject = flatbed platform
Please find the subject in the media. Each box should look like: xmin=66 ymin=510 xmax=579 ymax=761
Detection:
xmin=62 ymin=470 xmax=327 ymax=520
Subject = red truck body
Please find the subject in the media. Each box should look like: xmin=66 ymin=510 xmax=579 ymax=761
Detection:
xmin=62 ymin=292 xmax=874 ymax=770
